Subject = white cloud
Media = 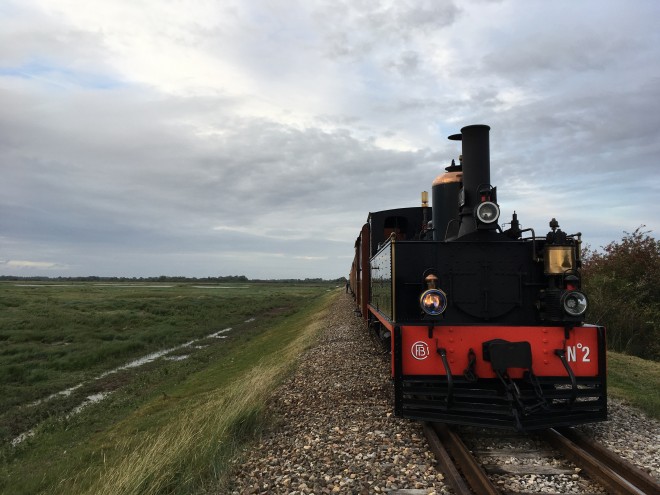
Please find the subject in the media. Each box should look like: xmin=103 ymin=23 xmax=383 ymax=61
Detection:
xmin=1 ymin=0 xmax=659 ymax=278
xmin=3 ymin=260 xmax=68 ymax=270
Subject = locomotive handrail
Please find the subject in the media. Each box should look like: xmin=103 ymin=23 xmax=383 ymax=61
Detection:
xmin=519 ymin=227 xmax=541 ymax=262
xmin=554 ymin=348 xmax=578 ymax=404
xmin=437 ymin=348 xmax=454 ymax=406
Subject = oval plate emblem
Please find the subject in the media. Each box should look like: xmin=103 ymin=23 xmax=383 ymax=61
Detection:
xmin=411 ymin=341 xmax=430 ymax=360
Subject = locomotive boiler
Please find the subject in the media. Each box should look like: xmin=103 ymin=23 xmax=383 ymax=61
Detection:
xmin=350 ymin=124 xmax=607 ymax=431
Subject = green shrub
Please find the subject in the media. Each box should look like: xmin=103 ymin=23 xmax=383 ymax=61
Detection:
xmin=582 ymin=227 xmax=660 ymax=360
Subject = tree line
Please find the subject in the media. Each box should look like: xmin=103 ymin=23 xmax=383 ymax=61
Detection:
xmin=582 ymin=226 xmax=659 ymax=361
xmin=0 ymin=275 xmax=347 ymax=284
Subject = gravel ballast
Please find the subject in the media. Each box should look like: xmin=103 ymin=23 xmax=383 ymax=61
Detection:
xmin=227 ymin=293 xmax=449 ymax=494
xmin=578 ymin=397 xmax=660 ymax=481
xmin=226 ymin=292 xmax=660 ymax=494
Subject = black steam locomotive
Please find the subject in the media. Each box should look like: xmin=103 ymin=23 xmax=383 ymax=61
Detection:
xmin=350 ymin=125 xmax=606 ymax=431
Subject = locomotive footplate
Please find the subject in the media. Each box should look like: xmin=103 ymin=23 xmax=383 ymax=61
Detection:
xmin=397 ymin=376 xmax=606 ymax=431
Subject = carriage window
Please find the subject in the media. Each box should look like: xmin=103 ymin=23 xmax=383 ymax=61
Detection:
xmin=383 ymin=216 xmax=408 ymax=240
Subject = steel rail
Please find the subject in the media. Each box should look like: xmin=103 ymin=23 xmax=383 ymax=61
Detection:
xmin=426 ymin=422 xmax=500 ymax=495
xmin=542 ymin=428 xmax=659 ymax=495
xmin=554 ymin=427 xmax=660 ymax=495
xmin=422 ymin=422 xmax=473 ymax=495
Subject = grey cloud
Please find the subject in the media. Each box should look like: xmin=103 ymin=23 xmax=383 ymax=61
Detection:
xmin=483 ymin=35 xmax=639 ymax=78
xmin=387 ymin=50 xmax=420 ymax=75
xmin=315 ymin=0 xmax=459 ymax=60
xmin=395 ymin=0 xmax=460 ymax=31
xmin=1 ymin=82 xmax=435 ymax=277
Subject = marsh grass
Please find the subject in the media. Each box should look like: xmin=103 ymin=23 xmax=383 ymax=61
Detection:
xmin=1 ymin=282 xmax=335 ymax=494
xmin=0 ymin=283 xmax=323 ymax=440
xmin=70 ymin=294 xmax=331 ymax=495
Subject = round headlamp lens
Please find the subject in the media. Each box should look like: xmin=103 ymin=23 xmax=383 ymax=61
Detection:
xmin=562 ymin=291 xmax=588 ymax=316
xmin=476 ymin=201 xmax=500 ymax=224
xmin=420 ymin=289 xmax=448 ymax=315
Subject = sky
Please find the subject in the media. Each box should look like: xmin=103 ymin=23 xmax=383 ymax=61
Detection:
xmin=1 ymin=0 xmax=659 ymax=279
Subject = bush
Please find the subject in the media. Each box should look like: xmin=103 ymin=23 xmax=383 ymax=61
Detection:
xmin=582 ymin=227 xmax=660 ymax=360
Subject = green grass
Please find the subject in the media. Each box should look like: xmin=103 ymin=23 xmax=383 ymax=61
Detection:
xmin=0 ymin=282 xmax=327 ymax=442
xmin=0 ymin=283 xmax=299 ymax=384
xmin=0 ymin=282 xmax=338 ymax=494
xmin=607 ymin=350 xmax=660 ymax=420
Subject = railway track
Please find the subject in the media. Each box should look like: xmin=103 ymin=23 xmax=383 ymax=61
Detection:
xmin=422 ymin=422 xmax=660 ymax=495
xmin=542 ymin=427 xmax=660 ymax=495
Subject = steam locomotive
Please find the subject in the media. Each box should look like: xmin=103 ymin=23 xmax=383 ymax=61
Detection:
xmin=349 ymin=125 xmax=606 ymax=431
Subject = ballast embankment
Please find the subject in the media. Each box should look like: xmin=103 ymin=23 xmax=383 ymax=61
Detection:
xmin=226 ymin=293 xmax=450 ymax=494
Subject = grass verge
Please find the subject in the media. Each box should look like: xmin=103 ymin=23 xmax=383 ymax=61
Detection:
xmin=607 ymin=350 xmax=660 ymax=420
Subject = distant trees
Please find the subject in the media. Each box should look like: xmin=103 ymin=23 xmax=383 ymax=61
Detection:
xmin=0 ymin=274 xmax=348 ymax=284
xmin=0 ymin=275 xmax=251 ymax=283
xmin=582 ymin=227 xmax=660 ymax=361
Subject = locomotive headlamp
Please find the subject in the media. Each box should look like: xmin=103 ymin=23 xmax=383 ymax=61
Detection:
xmin=420 ymin=288 xmax=448 ymax=315
xmin=544 ymin=246 xmax=575 ymax=275
xmin=562 ymin=290 xmax=588 ymax=316
xmin=475 ymin=201 xmax=500 ymax=224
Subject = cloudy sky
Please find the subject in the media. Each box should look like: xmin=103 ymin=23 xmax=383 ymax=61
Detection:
xmin=1 ymin=0 xmax=659 ymax=279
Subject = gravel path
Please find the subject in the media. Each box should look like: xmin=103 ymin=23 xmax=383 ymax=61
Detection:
xmin=227 ymin=293 xmax=449 ymax=495
xmin=226 ymin=292 xmax=660 ymax=494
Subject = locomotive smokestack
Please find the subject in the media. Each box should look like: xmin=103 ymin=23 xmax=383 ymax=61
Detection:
xmin=461 ymin=124 xmax=491 ymax=195
xmin=456 ymin=124 xmax=492 ymax=238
